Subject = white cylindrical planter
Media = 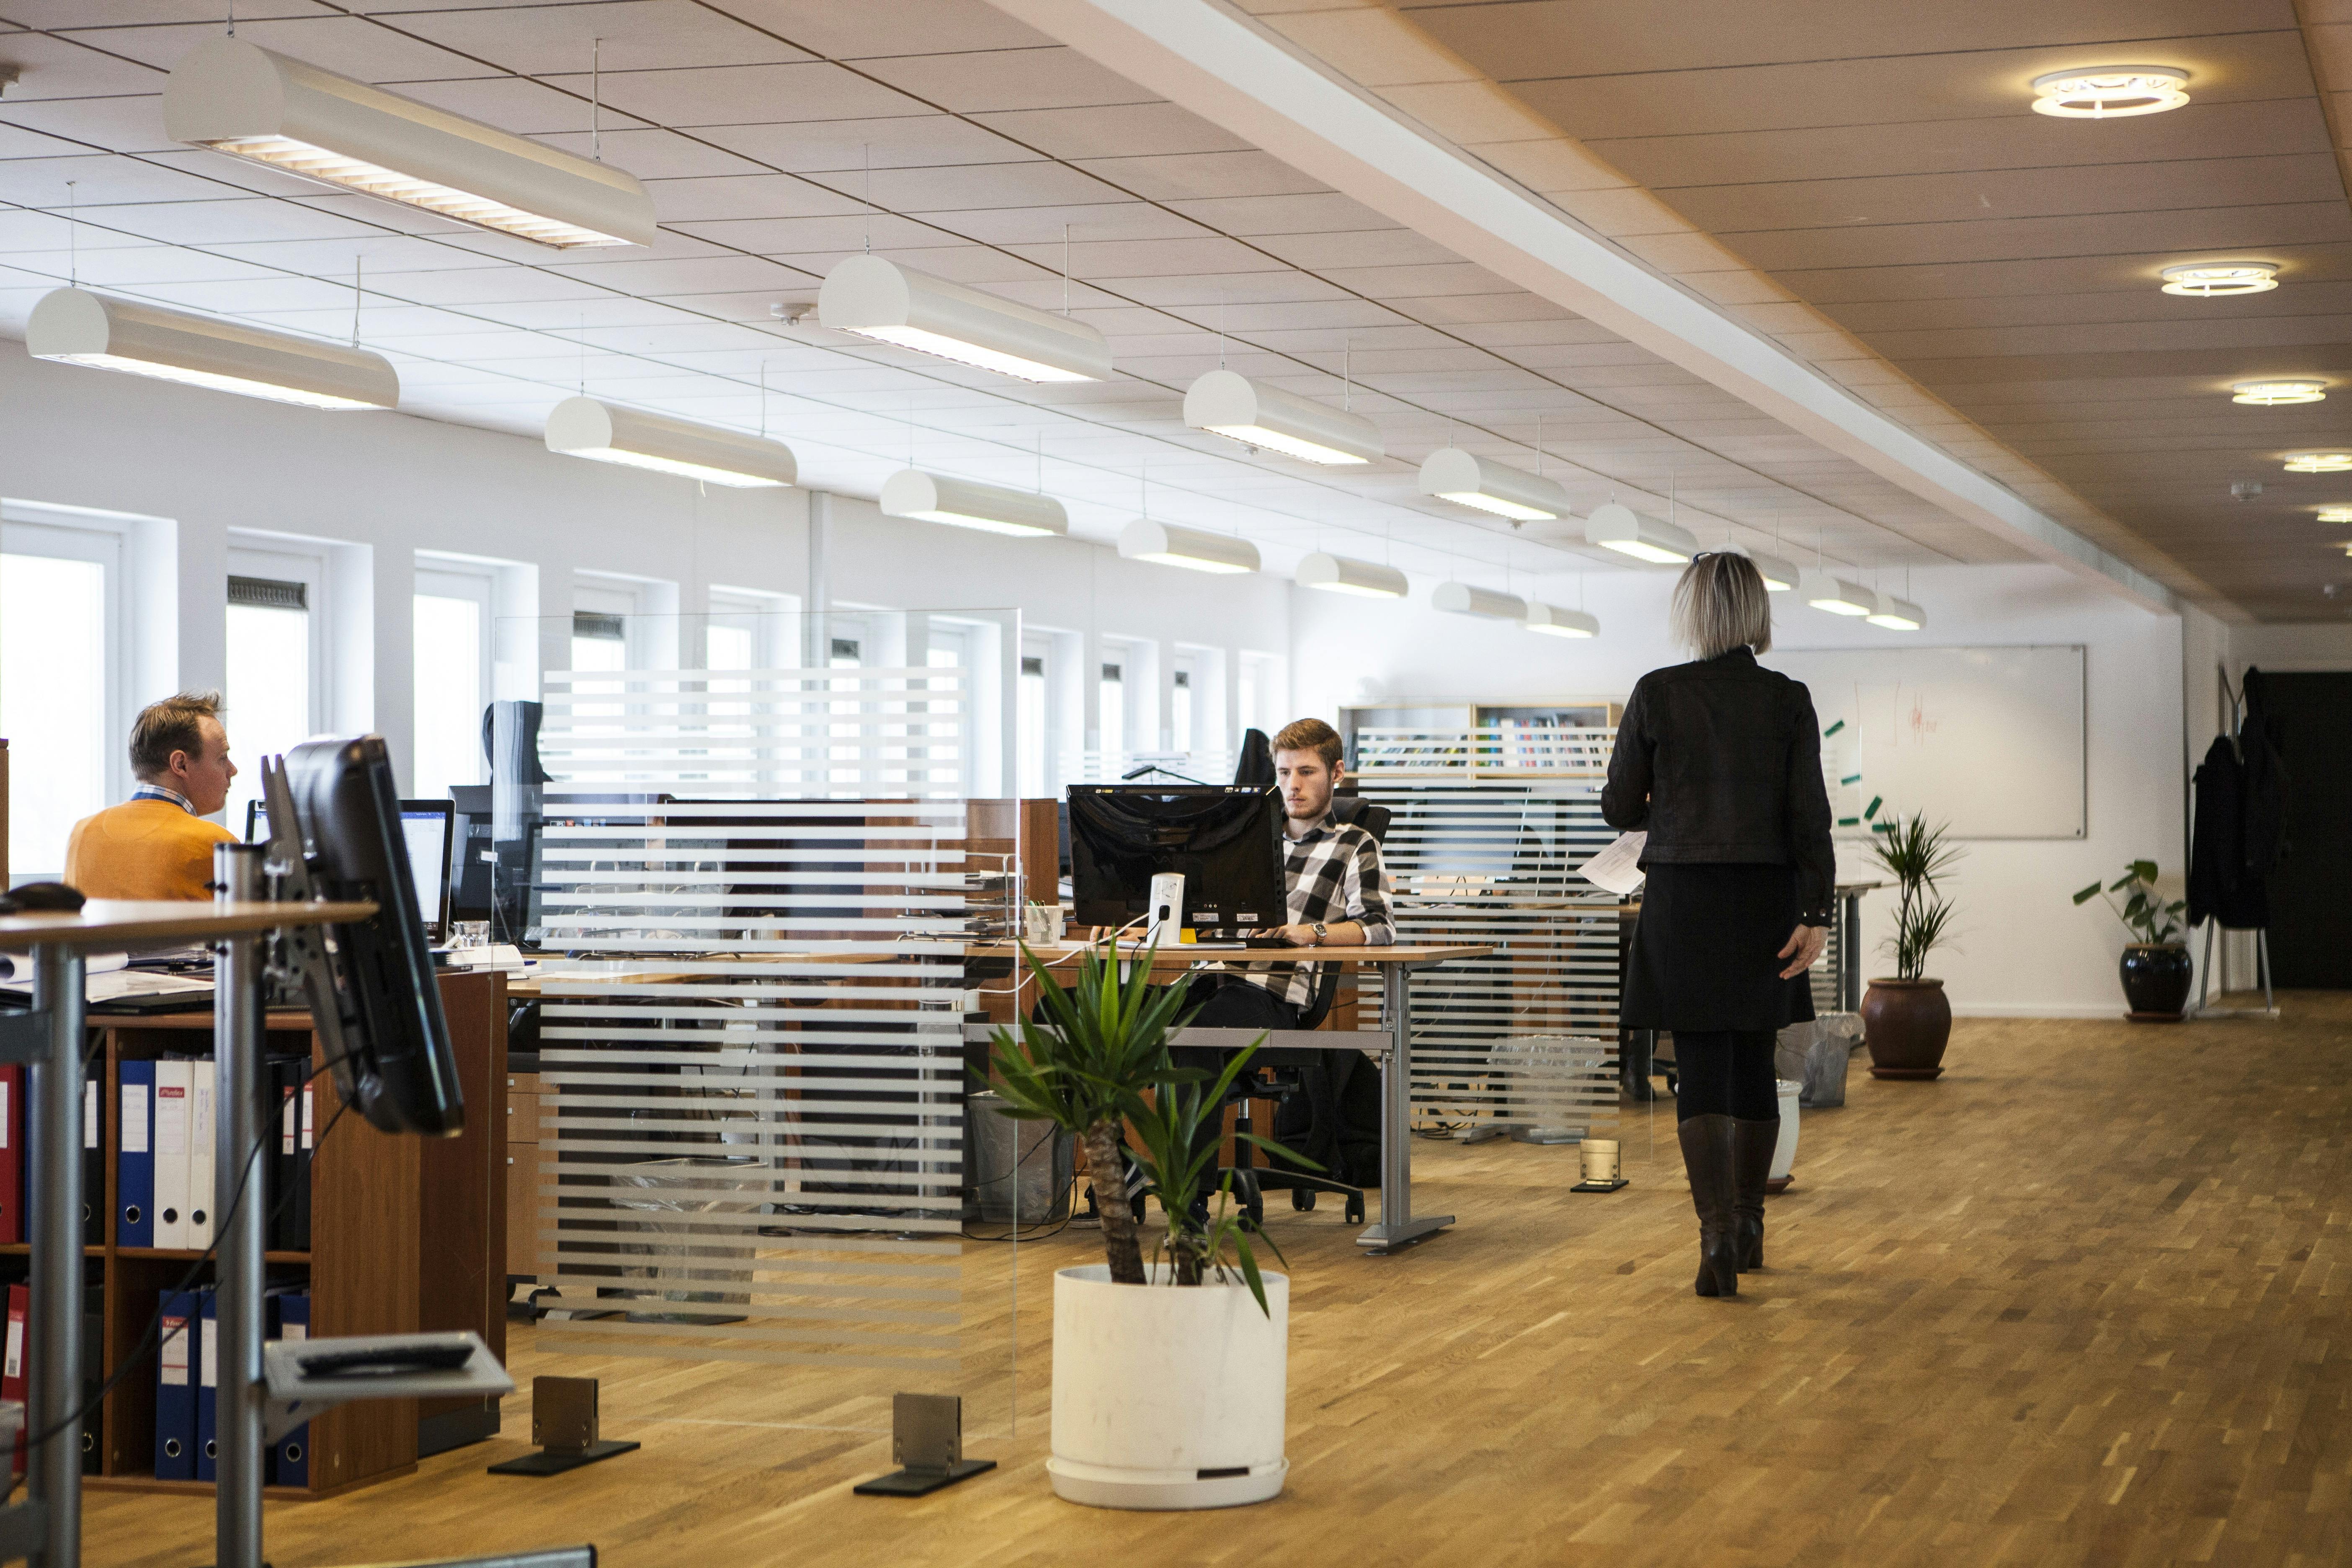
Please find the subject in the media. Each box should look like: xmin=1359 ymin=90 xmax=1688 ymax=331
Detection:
xmin=1049 ymin=1264 xmax=1288 ymax=1509
xmin=1767 ymin=1078 xmax=1802 ymax=1191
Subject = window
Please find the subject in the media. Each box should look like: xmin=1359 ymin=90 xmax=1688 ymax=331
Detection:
xmin=1018 ymin=653 xmax=1047 ymax=799
xmin=414 ymin=566 xmax=492 ymax=798
xmin=225 ymin=552 xmax=327 ymax=832
xmin=1171 ymin=667 xmax=1194 ymax=756
xmin=1 ymin=522 xmax=123 ymax=876
xmin=1098 ymin=660 xmax=1125 ymax=778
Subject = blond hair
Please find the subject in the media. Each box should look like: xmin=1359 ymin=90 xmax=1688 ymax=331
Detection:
xmin=1671 ymin=553 xmax=1772 ymax=659
xmin=129 ymin=690 xmax=225 ymax=780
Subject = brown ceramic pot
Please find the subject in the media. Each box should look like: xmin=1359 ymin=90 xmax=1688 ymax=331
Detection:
xmin=1862 ymin=977 xmax=1952 ymax=1080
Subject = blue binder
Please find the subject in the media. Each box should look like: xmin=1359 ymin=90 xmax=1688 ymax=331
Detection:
xmin=269 ymin=1293 xmax=309 ymax=1488
xmin=154 ymin=1290 xmax=197 ymax=1481
xmin=195 ymin=1289 xmax=218 ymax=1482
xmin=118 ymin=1063 xmax=155 ymax=1249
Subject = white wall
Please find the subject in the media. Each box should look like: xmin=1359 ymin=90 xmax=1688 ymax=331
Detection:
xmin=1294 ymin=562 xmax=2187 ymax=1016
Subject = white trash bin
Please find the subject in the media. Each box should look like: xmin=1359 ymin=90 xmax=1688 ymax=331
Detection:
xmin=1767 ymin=1078 xmax=1801 ymax=1192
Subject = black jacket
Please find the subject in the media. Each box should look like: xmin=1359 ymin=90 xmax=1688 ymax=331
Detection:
xmin=1602 ymin=646 xmax=1837 ymax=924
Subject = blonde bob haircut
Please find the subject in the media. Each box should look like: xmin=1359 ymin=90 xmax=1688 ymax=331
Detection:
xmin=1670 ymin=552 xmax=1773 ymax=659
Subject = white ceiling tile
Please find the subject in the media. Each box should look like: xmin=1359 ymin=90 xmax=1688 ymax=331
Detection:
xmin=380 ymin=75 xmax=650 ymax=138
xmin=666 ymin=211 xmax=953 ymax=255
xmin=0 ymin=2 xmax=332 ymax=22
xmin=1073 ymin=150 xmax=1330 ymax=201
xmin=92 ymin=195 xmax=385 ymax=245
xmin=701 ymin=0 xmax=1056 ymax=60
xmin=379 ymin=2 xmax=812 ymax=75
xmin=855 ymin=46 xmax=1153 ymax=114
xmin=362 ymin=266 xmax=619 ymax=306
xmin=924 ymin=201 xmax=1206 ymax=245
xmin=526 ymin=128 xmax=769 ymax=179
xmin=969 ymin=101 xmax=1253 ymax=160
xmin=691 ymin=114 xmax=1034 ymax=172
xmin=542 ymin=252 xmax=814 ymax=295
xmin=0 ymin=120 xmax=93 ymax=159
xmin=548 ymin=62 xmax=929 ymax=129
xmin=79 ymin=18 xmax=500 ymax=82
xmin=0 ymin=29 xmax=165 ymax=99
xmin=644 ymin=172 xmax=865 ymax=224
xmin=801 ymin=158 xmax=1126 ymax=211
xmin=0 ymin=150 xmax=227 ymax=207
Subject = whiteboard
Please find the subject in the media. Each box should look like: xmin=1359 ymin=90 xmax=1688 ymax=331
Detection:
xmin=1760 ymin=645 xmax=2086 ymax=840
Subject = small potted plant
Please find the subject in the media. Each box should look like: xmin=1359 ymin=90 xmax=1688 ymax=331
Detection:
xmin=2071 ymin=861 xmax=2191 ymax=1021
xmin=984 ymin=937 xmax=1303 ymax=1510
xmin=1862 ymin=812 xmax=1962 ymax=1080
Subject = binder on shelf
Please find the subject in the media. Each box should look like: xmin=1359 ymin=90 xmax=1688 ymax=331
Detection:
xmin=155 ymin=1289 xmax=198 ymax=1480
xmin=81 ymin=1297 xmax=102 ymax=1476
xmin=188 ymin=1060 xmax=216 ymax=1252
xmin=0 ymin=1066 xmax=21 ymax=1246
xmin=268 ymin=1057 xmax=312 ymax=1254
xmin=82 ymin=1080 xmax=104 ymax=1248
xmin=154 ymin=1059 xmax=192 ymax=1250
xmin=269 ymin=1292 xmax=309 ymax=1488
xmin=117 ymin=1061 xmax=154 ymax=1249
xmin=3 ymin=1284 xmax=25 ymax=1480
xmin=196 ymin=1289 xmax=218 ymax=1482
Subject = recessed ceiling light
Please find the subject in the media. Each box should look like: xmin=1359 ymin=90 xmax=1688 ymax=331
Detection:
xmin=2029 ymin=66 xmax=2190 ymax=119
xmin=2232 ymin=379 xmax=2326 ymax=406
xmin=2316 ymin=506 xmax=2352 ymax=524
xmin=2284 ymin=453 xmax=2352 ymax=473
xmin=2161 ymin=261 xmax=2279 ymax=297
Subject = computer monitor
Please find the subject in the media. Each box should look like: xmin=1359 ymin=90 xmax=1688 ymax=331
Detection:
xmin=264 ymin=736 xmax=466 ymax=1138
xmin=398 ymin=800 xmax=455 ymax=943
xmin=1067 ymin=784 xmax=1287 ymax=935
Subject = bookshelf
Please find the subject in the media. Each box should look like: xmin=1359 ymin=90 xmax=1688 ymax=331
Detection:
xmin=77 ymin=969 xmax=506 ymax=1501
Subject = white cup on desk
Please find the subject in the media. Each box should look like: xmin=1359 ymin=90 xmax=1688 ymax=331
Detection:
xmin=1022 ymin=903 xmax=1067 ymax=945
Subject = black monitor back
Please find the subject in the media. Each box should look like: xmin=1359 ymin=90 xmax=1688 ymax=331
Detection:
xmin=1067 ymin=785 xmax=1286 ymax=932
xmin=280 ymin=735 xmax=466 ymax=1137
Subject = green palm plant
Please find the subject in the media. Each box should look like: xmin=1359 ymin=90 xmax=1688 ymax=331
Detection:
xmin=2072 ymin=861 xmax=2186 ymax=945
xmin=1870 ymin=812 xmax=1962 ymax=981
xmin=1123 ymin=1046 xmax=1299 ymax=1310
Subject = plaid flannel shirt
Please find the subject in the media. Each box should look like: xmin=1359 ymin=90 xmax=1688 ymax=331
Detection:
xmin=1228 ymin=812 xmax=1396 ymax=1009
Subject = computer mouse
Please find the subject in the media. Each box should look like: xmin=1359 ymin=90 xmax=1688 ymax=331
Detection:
xmin=0 ymin=882 xmax=87 ymax=914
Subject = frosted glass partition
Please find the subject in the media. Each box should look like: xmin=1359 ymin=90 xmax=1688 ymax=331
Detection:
xmin=490 ymin=611 xmax=1030 ymax=1439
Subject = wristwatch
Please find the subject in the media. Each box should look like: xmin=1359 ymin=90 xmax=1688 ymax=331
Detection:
xmin=1311 ymin=922 xmax=1328 ymax=947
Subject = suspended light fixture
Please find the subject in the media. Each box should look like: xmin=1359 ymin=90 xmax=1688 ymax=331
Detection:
xmin=880 ymin=470 xmax=1067 ymax=537
xmin=27 ymin=286 xmax=397 ymax=410
xmin=1416 ymin=447 xmax=1570 ymax=521
xmin=164 ymin=39 xmax=653 ymax=248
xmin=2028 ymin=66 xmax=2189 ymax=118
xmin=2316 ymin=505 xmax=2352 ymax=524
xmin=2161 ymin=261 xmax=2279 ymax=297
xmin=1800 ymin=570 xmax=1877 ymax=617
xmin=1432 ymin=582 xmax=1527 ymax=621
xmin=2232 ymin=379 xmax=2326 ymax=406
xmin=1118 ymin=519 xmax=1259 ymax=575
xmin=544 ymin=397 xmax=794 ymax=487
xmin=1524 ymin=602 xmax=1599 ymax=638
xmin=1866 ymin=596 xmax=1926 ymax=632
xmin=1184 ymin=369 xmax=1383 ymax=466
xmin=818 ymin=255 xmax=1111 ymax=383
xmin=1584 ymin=503 xmax=1696 ymax=565
xmin=1295 ymin=552 xmax=1407 ymax=598
xmin=2283 ymin=453 xmax=2352 ymax=472
xmin=1739 ymin=548 xmax=1798 ymax=592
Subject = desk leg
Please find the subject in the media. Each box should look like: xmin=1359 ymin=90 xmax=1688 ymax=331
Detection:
xmin=30 ymin=944 xmax=85 ymax=1568
xmin=1839 ymin=893 xmax=1862 ymax=1014
xmin=214 ymin=855 xmax=266 ymax=1568
xmin=1356 ymin=963 xmax=1452 ymax=1254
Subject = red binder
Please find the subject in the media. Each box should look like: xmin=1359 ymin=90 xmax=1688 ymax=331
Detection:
xmin=3 ymin=1283 xmax=26 ymax=1479
xmin=0 ymin=1066 xmax=22 ymax=1246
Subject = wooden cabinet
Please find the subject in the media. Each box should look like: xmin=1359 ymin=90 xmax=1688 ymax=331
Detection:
xmin=505 ymin=1072 xmax=542 ymax=1281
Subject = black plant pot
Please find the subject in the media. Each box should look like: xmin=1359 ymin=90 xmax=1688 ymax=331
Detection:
xmin=2119 ymin=943 xmax=2192 ymax=1021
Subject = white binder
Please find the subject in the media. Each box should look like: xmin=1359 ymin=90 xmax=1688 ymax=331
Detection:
xmin=154 ymin=1059 xmax=193 ymax=1251
xmin=187 ymin=1060 xmax=216 ymax=1252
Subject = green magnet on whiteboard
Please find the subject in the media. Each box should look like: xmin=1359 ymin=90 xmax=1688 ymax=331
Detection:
xmin=1840 ymin=774 xmax=1862 ymax=785
xmin=1823 ymin=719 xmax=1846 ymax=736
xmin=1837 ymin=817 xmax=1859 ymax=826
xmin=1865 ymin=795 xmax=1883 ymax=818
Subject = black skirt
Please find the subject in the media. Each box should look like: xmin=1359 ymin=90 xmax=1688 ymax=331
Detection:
xmin=1622 ymin=861 xmax=1818 ymax=1033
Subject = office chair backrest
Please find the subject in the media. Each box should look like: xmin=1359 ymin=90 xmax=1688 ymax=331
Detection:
xmin=1329 ymin=794 xmax=1391 ymax=844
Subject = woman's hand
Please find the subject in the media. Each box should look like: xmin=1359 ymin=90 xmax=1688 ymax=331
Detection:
xmin=1777 ymin=923 xmax=1828 ymax=979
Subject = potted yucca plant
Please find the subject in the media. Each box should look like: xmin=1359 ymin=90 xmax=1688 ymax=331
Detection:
xmin=2072 ymin=861 xmax=2191 ymax=1020
xmin=983 ymin=936 xmax=1305 ymax=1511
xmin=1863 ymin=812 xmax=1962 ymax=1080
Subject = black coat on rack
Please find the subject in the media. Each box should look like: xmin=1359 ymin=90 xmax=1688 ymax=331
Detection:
xmin=2189 ymin=667 xmax=2288 ymax=929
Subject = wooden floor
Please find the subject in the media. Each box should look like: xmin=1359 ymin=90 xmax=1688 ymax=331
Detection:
xmin=86 ymin=995 xmax=2352 ymax=1567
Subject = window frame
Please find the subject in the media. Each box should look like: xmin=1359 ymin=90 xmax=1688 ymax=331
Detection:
xmin=1 ymin=517 xmax=130 ymax=875
xmin=413 ymin=562 xmax=496 ymax=796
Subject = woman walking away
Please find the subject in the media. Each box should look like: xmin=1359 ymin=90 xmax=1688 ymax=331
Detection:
xmin=1602 ymin=553 xmax=1834 ymax=1298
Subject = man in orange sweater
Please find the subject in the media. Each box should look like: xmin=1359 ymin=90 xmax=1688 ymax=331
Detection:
xmin=63 ymin=691 xmax=241 ymax=900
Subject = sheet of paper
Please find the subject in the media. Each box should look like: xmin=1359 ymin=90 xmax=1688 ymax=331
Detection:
xmin=1579 ymin=831 xmax=1647 ymax=896
xmin=87 ymin=970 xmax=214 ymax=1003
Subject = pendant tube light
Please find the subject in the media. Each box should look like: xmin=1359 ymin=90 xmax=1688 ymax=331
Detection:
xmin=2284 ymin=453 xmax=2352 ymax=472
xmin=1184 ymin=369 xmax=1383 ymax=466
xmin=1432 ymin=582 xmax=1528 ymax=621
xmin=545 ymin=397 xmax=795 ymax=487
xmin=1799 ymin=569 xmax=1877 ymax=617
xmin=1866 ymin=596 xmax=1925 ymax=632
xmin=819 ymin=255 xmax=1110 ymax=383
xmin=27 ymin=286 xmax=397 ymax=410
xmin=1295 ymin=552 xmax=1407 ymax=599
xmin=1524 ymin=602 xmax=1599 ymax=638
xmin=880 ymin=469 xmax=1067 ymax=538
xmin=1583 ymin=503 xmax=1696 ymax=565
xmin=1738 ymin=548 xmax=1797 ymax=592
xmin=1118 ymin=519 xmax=1259 ymax=575
xmin=1417 ymin=447 xmax=1570 ymax=521
xmin=164 ymin=39 xmax=653 ymax=249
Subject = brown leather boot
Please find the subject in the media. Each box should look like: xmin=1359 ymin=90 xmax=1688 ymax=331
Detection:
xmin=1678 ymin=1114 xmax=1741 ymax=1298
xmin=1731 ymin=1117 xmax=1779 ymax=1271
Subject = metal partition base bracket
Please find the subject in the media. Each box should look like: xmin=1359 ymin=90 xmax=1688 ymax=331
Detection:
xmin=1357 ymin=962 xmax=1453 ymax=1256
xmin=854 ymin=1460 xmax=996 ymax=1498
xmin=855 ymin=1394 xmax=994 ymax=1498
xmin=487 ymin=1441 xmax=641 ymax=1478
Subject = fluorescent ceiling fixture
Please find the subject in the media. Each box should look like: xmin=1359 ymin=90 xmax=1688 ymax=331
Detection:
xmin=1799 ymin=570 xmax=1877 ymax=617
xmin=1583 ymin=503 xmax=1696 ymax=565
xmin=27 ymin=286 xmax=396 ymax=410
xmin=1184 ymin=369 xmax=1383 ymax=466
xmin=1416 ymin=447 xmax=1569 ymax=521
xmin=1866 ymin=596 xmax=1926 ymax=632
xmin=1295 ymin=552 xmax=1406 ymax=599
xmin=1432 ymin=582 xmax=1527 ymax=621
xmin=2232 ymin=379 xmax=2327 ymax=406
xmin=2283 ymin=453 xmax=2352 ymax=473
xmin=164 ymin=39 xmax=652 ymax=249
xmin=2161 ymin=262 xmax=2278 ymax=297
xmin=880 ymin=469 xmax=1067 ymax=538
xmin=545 ymin=397 xmax=795 ymax=488
xmin=1740 ymin=549 xmax=1798 ymax=592
xmin=1524 ymin=603 xmax=1599 ymax=638
xmin=2316 ymin=506 xmax=2352 ymax=524
xmin=2029 ymin=66 xmax=2190 ymax=118
xmin=1118 ymin=518 xmax=1259 ymax=575
xmin=818 ymin=254 xmax=1110 ymax=384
